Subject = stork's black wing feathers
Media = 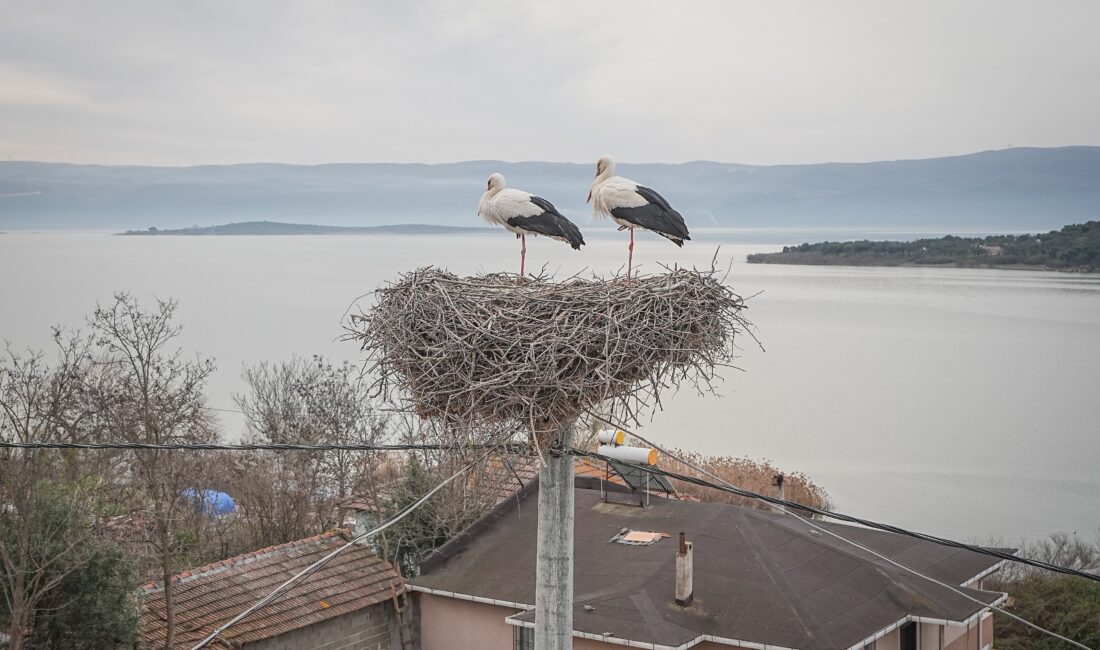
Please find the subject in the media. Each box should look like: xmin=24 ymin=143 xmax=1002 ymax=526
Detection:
xmin=507 ymin=196 xmax=585 ymax=250
xmin=528 ymin=195 xmax=560 ymax=215
xmin=635 ymin=185 xmax=675 ymax=211
xmin=610 ymin=185 xmax=691 ymax=246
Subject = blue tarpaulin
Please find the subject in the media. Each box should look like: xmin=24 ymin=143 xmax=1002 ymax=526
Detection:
xmin=181 ymin=488 xmax=236 ymax=516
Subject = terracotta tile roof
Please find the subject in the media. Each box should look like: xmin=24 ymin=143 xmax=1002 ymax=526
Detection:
xmin=341 ymin=456 xmax=639 ymax=526
xmin=573 ymin=456 xmax=630 ymax=488
xmin=339 ymin=454 xmax=544 ymax=520
xmin=341 ymin=487 xmax=397 ymax=514
xmin=475 ymin=453 xmax=540 ymax=505
xmin=140 ymin=530 xmax=403 ymax=648
xmin=474 ymin=455 xmax=655 ymax=508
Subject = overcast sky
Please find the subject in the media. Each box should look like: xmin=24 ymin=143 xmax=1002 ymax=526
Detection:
xmin=2 ymin=1 xmax=1098 ymax=166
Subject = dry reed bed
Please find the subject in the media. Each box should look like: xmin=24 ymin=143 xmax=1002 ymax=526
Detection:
xmin=348 ymin=268 xmax=753 ymax=445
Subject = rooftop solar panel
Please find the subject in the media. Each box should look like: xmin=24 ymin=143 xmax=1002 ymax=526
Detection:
xmin=607 ymin=459 xmax=675 ymax=493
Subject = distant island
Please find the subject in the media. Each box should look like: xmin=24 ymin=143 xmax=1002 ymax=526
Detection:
xmin=747 ymin=221 xmax=1100 ymax=272
xmin=119 ymin=221 xmax=494 ymax=236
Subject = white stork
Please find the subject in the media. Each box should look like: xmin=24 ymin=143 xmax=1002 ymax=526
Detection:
xmin=587 ymin=155 xmax=690 ymax=278
xmin=479 ymin=173 xmax=585 ymax=278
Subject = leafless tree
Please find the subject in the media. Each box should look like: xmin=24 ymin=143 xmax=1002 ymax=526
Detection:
xmin=224 ymin=450 xmax=320 ymax=548
xmin=298 ymin=356 xmax=389 ymax=500
xmin=371 ymin=416 xmax=526 ymax=577
xmin=0 ymin=335 xmax=102 ymax=650
xmin=988 ymin=530 xmax=1100 ymax=585
xmin=86 ymin=293 xmax=217 ymax=649
xmin=233 ymin=356 xmax=390 ymax=546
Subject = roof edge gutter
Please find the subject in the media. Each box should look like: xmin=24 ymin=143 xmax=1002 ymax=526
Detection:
xmin=406 ymin=584 xmax=531 ymax=611
xmin=843 ymin=596 xmax=1007 ymax=650
xmin=505 ymin=615 xmax=694 ymax=650
xmin=506 ymin=614 xmax=805 ymax=650
xmin=412 ymin=578 xmax=1006 ymax=650
xmin=963 ymin=558 xmax=1012 ymax=586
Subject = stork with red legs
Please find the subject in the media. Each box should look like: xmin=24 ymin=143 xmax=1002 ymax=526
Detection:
xmin=479 ymin=173 xmax=585 ymax=279
xmin=587 ymin=156 xmax=690 ymax=279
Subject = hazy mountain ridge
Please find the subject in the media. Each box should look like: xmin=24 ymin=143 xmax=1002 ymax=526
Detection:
xmin=2 ymin=147 xmax=1098 ymax=230
xmin=119 ymin=221 xmax=494 ymax=236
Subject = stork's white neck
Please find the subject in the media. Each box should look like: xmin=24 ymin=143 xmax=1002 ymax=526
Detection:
xmin=479 ymin=177 xmax=506 ymax=222
xmin=591 ymin=164 xmax=615 ymax=203
xmin=596 ymin=159 xmax=616 ymax=182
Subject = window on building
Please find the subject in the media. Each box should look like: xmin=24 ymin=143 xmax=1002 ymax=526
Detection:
xmin=863 ymin=642 xmax=876 ymax=650
xmin=514 ymin=626 xmax=534 ymax=650
xmin=900 ymin=621 xmax=918 ymax=650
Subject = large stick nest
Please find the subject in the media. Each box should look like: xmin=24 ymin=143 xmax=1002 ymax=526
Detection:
xmin=347 ymin=268 xmax=753 ymax=440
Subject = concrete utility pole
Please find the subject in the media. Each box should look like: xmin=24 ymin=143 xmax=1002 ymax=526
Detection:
xmin=535 ymin=422 xmax=576 ymax=650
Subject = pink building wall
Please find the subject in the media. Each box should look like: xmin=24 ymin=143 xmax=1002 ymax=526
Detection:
xmin=944 ymin=613 xmax=993 ymax=650
xmin=417 ymin=591 xmax=993 ymax=650
xmin=416 ymin=592 xmax=759 ymax=650
xmin=572 ymin=639 xmax=747 ymax=650
xmin=920 ymin=622 xmax=941 ymax=650
xmin=877 ymin=628 xmax=901 ymax=648
xmin=418 ymin=593 xmax=518 ymax=650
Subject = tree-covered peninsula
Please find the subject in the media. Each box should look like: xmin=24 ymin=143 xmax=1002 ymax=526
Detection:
xmin=747 ymin=221 xmax=1100 ymax=272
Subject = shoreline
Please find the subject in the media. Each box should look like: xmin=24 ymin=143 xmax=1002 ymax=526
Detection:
xmin=746 ymin=221 xmax=1100 ymax=273
xmin=745 ymin=255 xmax=1099 ymax=274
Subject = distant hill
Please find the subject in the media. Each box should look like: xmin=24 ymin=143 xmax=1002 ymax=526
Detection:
xmin=747 ymin=221 xmax=1100 ymax=272
xmin=2 ymin=147 xmax=1099 ymax=231
xmin=119 ymin=221 xmax=493 ymax=236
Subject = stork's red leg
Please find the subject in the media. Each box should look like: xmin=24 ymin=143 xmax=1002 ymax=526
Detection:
xmin=627 ymin=228 xmax=634 ymax=280
xmin=520 ymin=234 xmax=526 ymax=280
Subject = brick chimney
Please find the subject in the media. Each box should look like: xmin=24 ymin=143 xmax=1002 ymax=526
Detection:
xmin=675 ymin=532 xmax=693 ymax=606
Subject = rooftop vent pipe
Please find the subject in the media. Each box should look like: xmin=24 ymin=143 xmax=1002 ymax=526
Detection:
xmin=772 ymin=473 xmax=786 ymax=514
xmin=676 ymin=532 xmax=693 ymax=606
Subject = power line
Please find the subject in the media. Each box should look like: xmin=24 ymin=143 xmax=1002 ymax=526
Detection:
xmin=577 ymin=416 xmax=1094 ymax=649
xmin=189 ymin=446 xmax=495 ymax=650
xmin=583 ymin=421 xmax=1093 ymax=650
xmin=10 ymin=427 xmax=1092 ymax=645
xmin=796 ymin=507 xmax=1092 ymax=649
xmin=0 ymin=441 xmax=527 ymax=452
xmin=10 ymin=435 xmax=1095 ymax=581
xmin=567 ymin=444 xmax=1099 ymax=584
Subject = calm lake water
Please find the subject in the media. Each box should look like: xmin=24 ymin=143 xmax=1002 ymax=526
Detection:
xmin=2 ymin=230 xmax=1099 ymax=542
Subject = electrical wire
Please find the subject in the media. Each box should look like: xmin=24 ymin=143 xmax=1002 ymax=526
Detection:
xmin=8 ymin=432 xmax=1093 ymax=579
xmin=569 ymin=445 xmax=1098 ymax=584
xmin=189 ymin=446 xmax=495 ymax=650
xmin=9 ymin=421 xmax=1091 ymax=644
xmin=795 ymin=510 xmax=1092 ymax=649
xmin=579 ymin=413 xmax=1095 ymax=649
xmin=0 ymin=441 xmax=526 ymax=452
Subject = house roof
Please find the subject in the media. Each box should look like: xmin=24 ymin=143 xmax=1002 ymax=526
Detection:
xmin=341 ymin=455 xmax=639 ymax=519
xmin=411 ymin=485 xmax=1009 ymax=650
xmin=476 ymin=453 xmax=541 ymax=505
xmin=140 ymin=530 xmax=403 ymax=649
xmin=474 ymin=455 xmax=637 ymax=505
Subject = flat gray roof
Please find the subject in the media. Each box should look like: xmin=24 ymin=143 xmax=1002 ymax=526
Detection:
xmin=412 ymin=483 xmax=1008 ymax=649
